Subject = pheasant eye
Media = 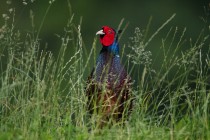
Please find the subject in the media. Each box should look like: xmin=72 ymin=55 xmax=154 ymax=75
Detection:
xmin=108 ymin=30 xmax=112 ymax=34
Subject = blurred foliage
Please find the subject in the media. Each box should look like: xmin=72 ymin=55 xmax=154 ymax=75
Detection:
xmin=0 ymin=0 xmax=209 ymax=51
xmin=0 ymin=0 xmax=209 ymax=80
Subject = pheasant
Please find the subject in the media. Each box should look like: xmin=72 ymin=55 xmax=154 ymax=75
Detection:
xmin=86 ymin=26 xmax=133 ymax=126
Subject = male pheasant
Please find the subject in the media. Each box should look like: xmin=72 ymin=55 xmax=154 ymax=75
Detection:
xmin=86 ymin=26 xmax=132 ymax=126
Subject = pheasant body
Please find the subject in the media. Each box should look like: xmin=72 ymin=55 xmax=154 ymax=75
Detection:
xmin=86 ymin=26 xmax=132 ymax=125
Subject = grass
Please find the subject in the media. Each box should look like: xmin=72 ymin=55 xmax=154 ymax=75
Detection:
xmin=0 ymin=2 xmax=209 ymax=140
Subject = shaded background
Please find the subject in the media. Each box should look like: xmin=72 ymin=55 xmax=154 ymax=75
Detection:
xmin=0 ymin=0 xmax=209 ymax=76
xmin=1 ymin=0 xmax=209 ymax=48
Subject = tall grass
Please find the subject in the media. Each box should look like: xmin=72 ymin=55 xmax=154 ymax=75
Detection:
xmin=0 ymin=2 xmax=209 ymax=140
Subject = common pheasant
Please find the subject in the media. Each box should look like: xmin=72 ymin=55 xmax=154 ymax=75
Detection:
xmin=86 ymin=26 xmax=133 ymax=126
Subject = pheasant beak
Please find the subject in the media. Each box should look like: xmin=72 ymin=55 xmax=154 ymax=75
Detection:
xmin=96 ymin=30 xmax=105 ymax=35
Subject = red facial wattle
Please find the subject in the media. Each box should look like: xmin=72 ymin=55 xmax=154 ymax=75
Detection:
xmin=98 ymin=26 xmax=115 ymax=47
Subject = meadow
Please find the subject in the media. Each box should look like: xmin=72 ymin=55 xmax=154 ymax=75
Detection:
xmin=0 ymin=2 xmax=209 ymax=140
